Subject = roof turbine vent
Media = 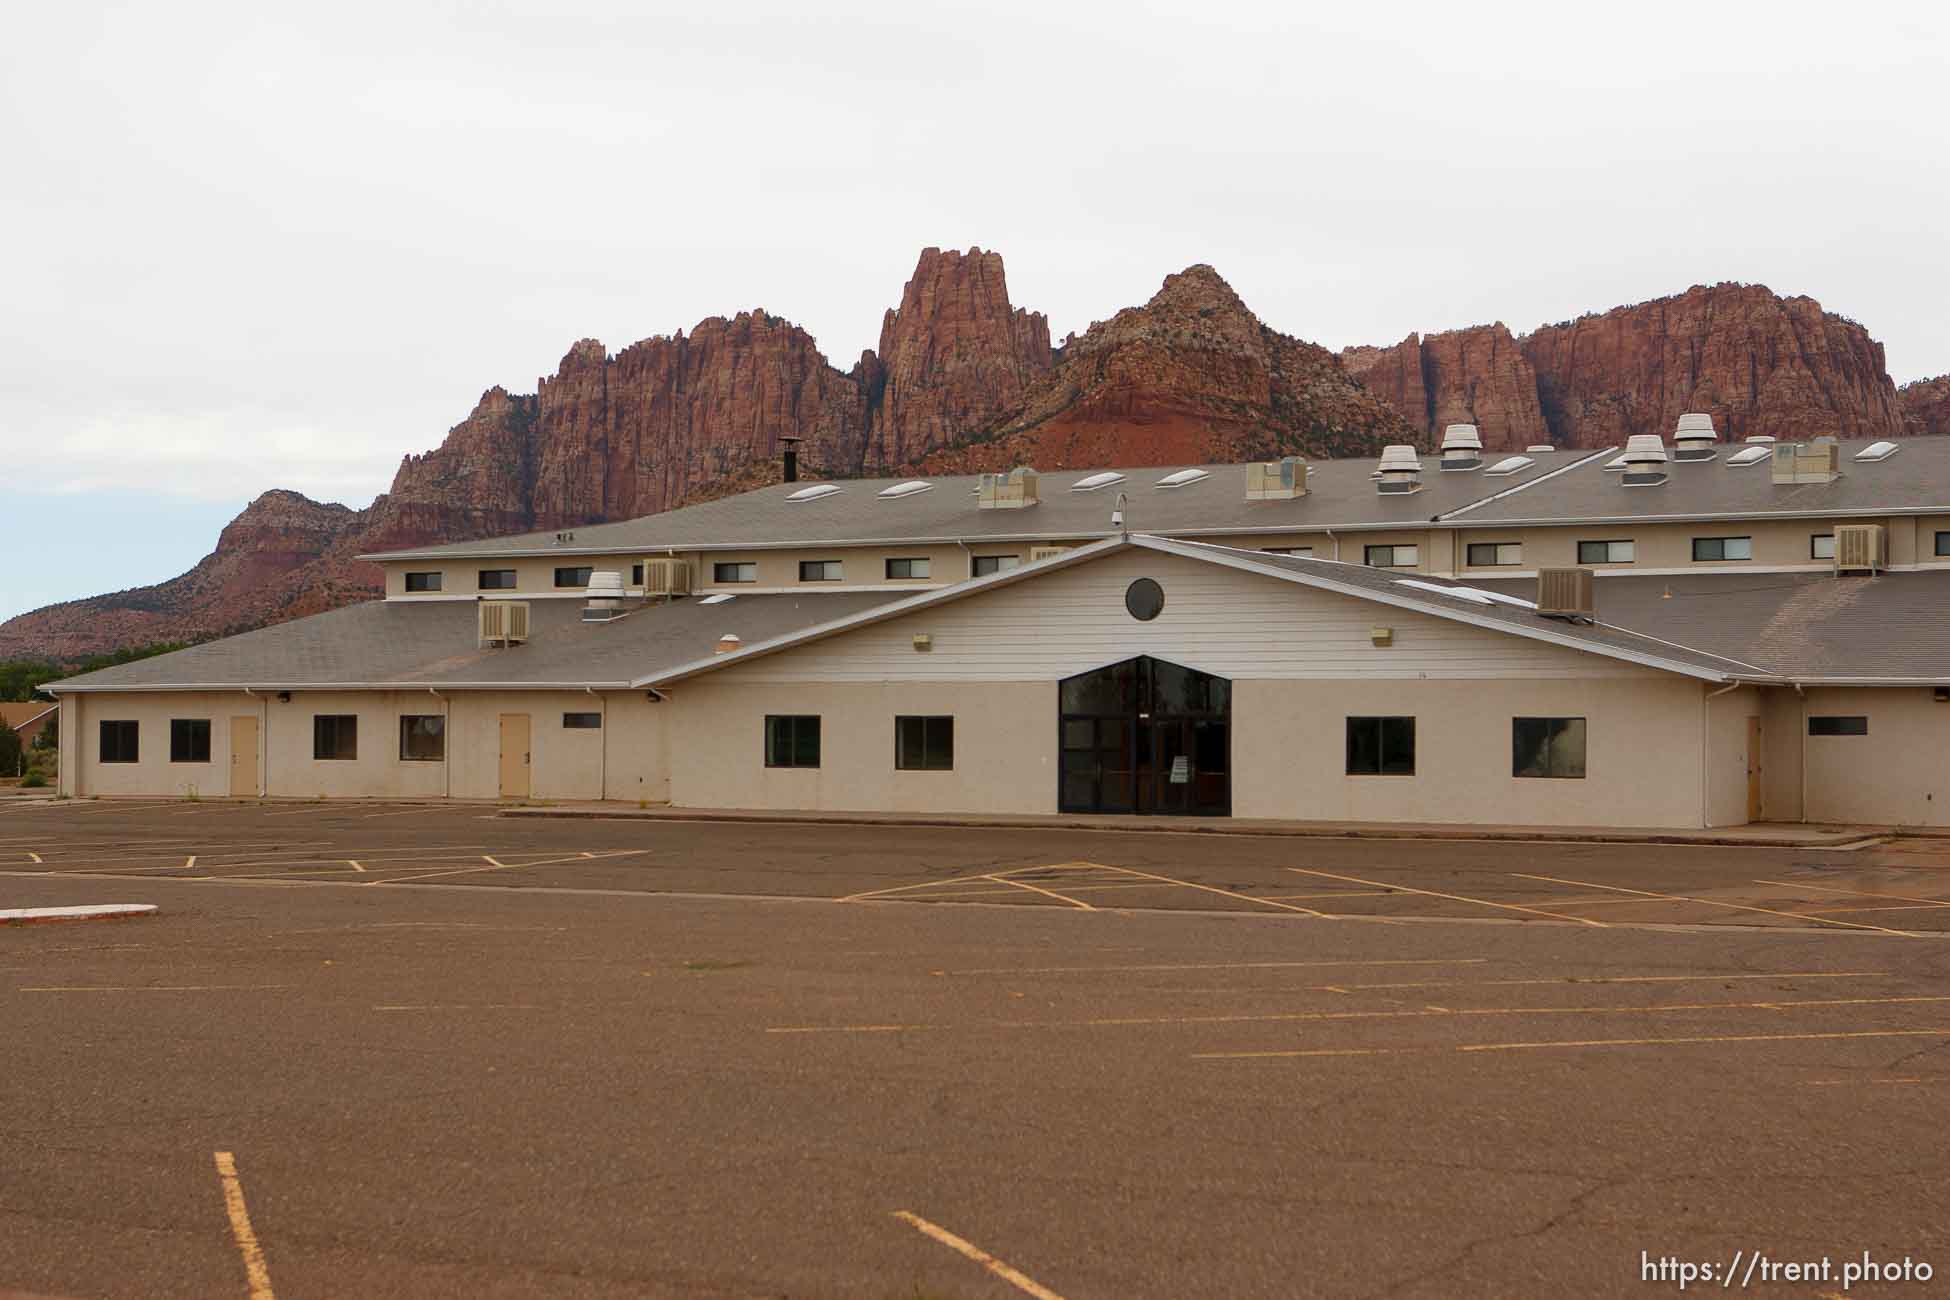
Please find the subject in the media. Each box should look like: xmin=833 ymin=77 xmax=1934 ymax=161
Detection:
xmin=1620 ymin=434 xmax=1669 ymax=487
xmin=1438 ymin=424 xmax=1483 ymax=470
xmin=1375 ymin=445 xmax=1424 ymax=495
xmin=580 ymin=570 xmax=631 ymax=623
xmin=1672 ymin=413 xmax=1719 ymax=462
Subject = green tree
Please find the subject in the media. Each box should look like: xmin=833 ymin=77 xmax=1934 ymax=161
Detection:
xmin=0 ymin=725 xmax=22 ymax=778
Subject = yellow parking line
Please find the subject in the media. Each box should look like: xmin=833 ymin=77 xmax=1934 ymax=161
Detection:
xmin=1511 ymin=873 xmax=1919 ymax=936
xmin=1289 ymin=868 xmax=1608 ymax=927
xmin=379 ymin=848 xmax=644 ymax=884
xmin=1754 ymin=879 xmax=1950 ymax=909
xmin=945 ymin=957 xmax=1486 ymax=977
xmin=983 ymin=874 xmax=1094 ymax=910
xmin=891 ymin=1210 xmax=1066 ymax=1300
xmin=1103 ymin=864 xmax=1330 ymax=917
xmin=23 ymin=984 xmax=294 ymax=993
xmin=1195 ymin=1027 xmax=1950 ymax=1061
xmin=214 ymin=1151 xmax=276 ymax=1299
xmin=770 ymin=994 xmax=1950 ymax=1036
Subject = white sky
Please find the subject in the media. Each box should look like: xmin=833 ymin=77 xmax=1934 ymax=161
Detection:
xmin=2 ymin=1 xmax=1947 ymax=623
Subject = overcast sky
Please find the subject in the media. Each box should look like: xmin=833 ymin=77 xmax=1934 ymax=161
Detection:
xmin=3 ymin=1 xmax=1947 ymax=624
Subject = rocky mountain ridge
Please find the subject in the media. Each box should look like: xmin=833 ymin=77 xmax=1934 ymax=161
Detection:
xmin=2 ymin=251 xmax=1936 ymax=660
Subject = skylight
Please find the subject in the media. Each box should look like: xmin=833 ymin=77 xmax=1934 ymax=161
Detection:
xmin=1392 ymin=578 xmax=1495 ymax=606
xmin=877 ymin=480 xmax=933 ymax=499
xmin=1155 ymin=468 xmax=1210 ymax=489
xmin=1727 ymin=446 xmax=1771 ymax=467
xmin=1483 ymin=455 xmax=1534 ymax=477
xmin=1467 ymin=588 xmax=1538 ymax=610
xmin=698 ymin=593 xmax=737 ymax=605
xmin=1854 ymin=440 xmax=1899 ymax=463
xmin=786 ymin=484 xmax=843 ymax=502
xmin=1070 ymin=471 xmax=1127 ymax=492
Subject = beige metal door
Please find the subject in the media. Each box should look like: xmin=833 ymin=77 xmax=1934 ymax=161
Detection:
xmin=229 ymin=715 xmax=258 ymax=797
xmin=499 ymin=714 xmax=531 ymax=799
xmin=1745 ymin=717 xmax=1764 ymax=821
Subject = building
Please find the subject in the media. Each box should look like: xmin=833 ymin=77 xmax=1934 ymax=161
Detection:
xmin=45 ymin=424 xmax=1950 ymax=827
xmin=2 ymin=701 xmax=58 ymax=750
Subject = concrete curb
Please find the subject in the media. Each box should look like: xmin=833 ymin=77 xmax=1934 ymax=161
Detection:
xmin=497 ymin=806 xmax=1884 ymax=849
xmin=0 ymin=904 xmax=159 ymax=926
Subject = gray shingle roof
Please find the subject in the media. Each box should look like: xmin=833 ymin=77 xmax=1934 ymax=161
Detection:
xmin=48 ymin=593 xmax=901 ymax=692
xmin=1447 ymin=436 xmax=1950 ymax=525
xmin=1472 ymin=570 xmax=1950 ymax=681
xmin=360 ymin=454 xmax=1585 ymax=561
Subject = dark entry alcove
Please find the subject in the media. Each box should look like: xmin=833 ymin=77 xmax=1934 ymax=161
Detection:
xmin=1058 ymin=656 xmax=1231 ymax=815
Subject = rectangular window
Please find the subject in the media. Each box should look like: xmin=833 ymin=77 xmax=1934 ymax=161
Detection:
xmin=99 ymin=719 xmax=139 ymax=764
xmin=972 ymin=555 xmax=1020 ymax=576
xmin=764 ymin=715 xmax=821 ymax=768
xmin=478 ymin=569 xmax=517 ymax=590
xmin=1364 ymin=544 xmax=1419 ymax=568
xmin=714 ymin=562 xmax=758 ymax=584
xmin=404 ymin=571 xmax=442 ymax=592
xmin=798 ymin=560 xmax=842 ymax=582
xmin=895 ymin=716 xmax=954 ymax=770
xmin=1512 ymin=717 xmax=1586 ymax=779
xmin=1937 ymin=531 xmax=1950 ymax=558
xmin=1577 ymin=540 xmax=1636 ymax=565
xmin=631 ymin=563 xmax=644 ymax=585
xmin=313 ymin=715 xmax=358 ymax=761
xmin=562 ymin=712 xmax=602 ymax=729
xmin=1262 ymin=546 xmax=1314 ymax=557
xmin=1691 ymin=536 xmax=1753 ymax=562
xmin=885 ymin=557 xmax=931 ymax=580
xmin=1345 ymin=716 xmax=1415 ymax=776
xmin=398 ymin=715 xmax=445 ymax=761
xmin=1807 ymin=716 xmax=1868 ymax=736
xmin=554 ymin=566 xmax=593 ymax=588
xmin=1810 ymin=534 xmax=1836 ymax=560
xmin=1466 ymin=542 xmax=1522 ymax=567
xmin=169 ymin=719 xmax=211 ymax=763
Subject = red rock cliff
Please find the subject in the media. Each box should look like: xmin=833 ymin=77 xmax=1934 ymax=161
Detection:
xmin=865 ymin=247 xmax=1052 ymax=465
xmin=1900 ymin=374 xmax=1950 ymax=435
xmin=1347 ymin=283 xmax=1906 ymax=448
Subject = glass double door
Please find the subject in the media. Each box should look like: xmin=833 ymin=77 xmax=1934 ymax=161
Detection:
xmin=1059 ymin=657 xmax=1231 ymax=816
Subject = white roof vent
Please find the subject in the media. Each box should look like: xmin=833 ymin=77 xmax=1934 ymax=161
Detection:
xmin=1439 ymin=424 xmax=1483 ymax=470
xmin=787 ymin=484 xmax=843 ymax=502
xmin=1155 ymin=468 xmax=1210 ymax=489
xmin=1484 ymin=455 xmax=1534 ymax=477
xmin=1525 ymin=444 xmax=1556 ymax=453
xmin=1070 ymin=471 xmax=1127 ymax=492
xmin=698 ymin=593 xmax=736 ymax=605
xmin=1727 ymin=445 xmax=1771 ymax=467
xmin=878 ymin=480 xmax=933 ymax=499
xmin=1672 ymin=413 xmax=1719 ymax=461
xmin=714 ymin=633 xmax=743 ymax=655
xmin=1854 ymin=440 xmax=1900 ymax=463
xmin=1744 ymin=434 xmax=1777 ymax=445
xmin=1601 ymin=454 xmax=1630 ymax=472
xmin=1620 ymin=435 xmax=1669 ymax=487
xmin=1376 ymin=445 xmax=1423 ymax=494
xmin=581 ymin=570 xmax=629 ymax=622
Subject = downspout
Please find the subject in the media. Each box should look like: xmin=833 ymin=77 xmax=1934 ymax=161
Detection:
xmin=1325 ymin=527 xmax=1340 ymax=562
xmin=956 ymin=538 xmax=972 ymax=579
xmin=588 ymin=686 xmax=607 ymax=800
xmin=428 ymin=687 xmax=449 ymax=799
xmin=1795 ymin=681 xmax=1808 ymax=824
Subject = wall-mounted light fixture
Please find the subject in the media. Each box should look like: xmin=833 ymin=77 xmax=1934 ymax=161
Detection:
xmin=1369 ymin=627 xmax=1394 ymax=647
xmin=912 ymin=633 xmax=933 ymax=652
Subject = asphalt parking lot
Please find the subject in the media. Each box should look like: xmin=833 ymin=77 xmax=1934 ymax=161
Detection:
xmin=4 ymin=801 xmax=1950 ymax=1298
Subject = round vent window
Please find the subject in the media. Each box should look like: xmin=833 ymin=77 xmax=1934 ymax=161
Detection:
xmin=1125 ymin=578 xmax=1165 ymax=621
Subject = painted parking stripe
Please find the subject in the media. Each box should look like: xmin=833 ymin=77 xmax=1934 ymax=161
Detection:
xmin=892 ymin=1210 xmax=1066 ymax=1300
xmin=769 ymin=994 xmax=1950 ymax=1035
xmin=1754 ymin=878 xmax=1950 ymax=909
xmin=214 ymin=1151 xmax=276 ymax=1300
xmin=1195 ymin=1027 xmax=1950 ymax=1061
xmin=1288 ymin=867 xmax=1608 ymax=926
xmin=1511 ymin=872 xmax=1920 ymax=936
